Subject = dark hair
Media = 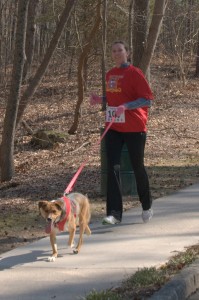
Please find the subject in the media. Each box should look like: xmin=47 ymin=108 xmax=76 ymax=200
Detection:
xmin=112 ymin=41 xmax=129 ymax=52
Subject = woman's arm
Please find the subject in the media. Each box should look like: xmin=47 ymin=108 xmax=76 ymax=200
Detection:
xmin=115 ymin=98 xmax=151 ymax=117
xmin=124 ymin=98 xmax=151 ymax=109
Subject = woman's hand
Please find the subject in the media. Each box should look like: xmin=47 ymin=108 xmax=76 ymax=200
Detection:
xmin=90 ymin=93 xmax=102 ymax=105
xmin=115 ymin=105 xmax=126 ymax=117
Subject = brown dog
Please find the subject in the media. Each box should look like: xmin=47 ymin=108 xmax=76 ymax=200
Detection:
xmin=38 ymin=192 xmax=91 ymax=261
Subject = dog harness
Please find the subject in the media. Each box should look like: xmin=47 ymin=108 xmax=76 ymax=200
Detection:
xmin=55 ymin=195 xmax=71 ymax=231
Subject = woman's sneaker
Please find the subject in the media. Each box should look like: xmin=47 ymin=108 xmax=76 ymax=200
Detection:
xmin=142 ymin=209 xmax=153 ymax=223
xmin=102 ymin=215 xmax=120 ymax=225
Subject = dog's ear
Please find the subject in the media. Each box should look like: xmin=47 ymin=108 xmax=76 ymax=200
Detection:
xmin=53 ymin=200 xmax=64 ymax=211
xmin=38 ymin=201 xmax=48 ymax=209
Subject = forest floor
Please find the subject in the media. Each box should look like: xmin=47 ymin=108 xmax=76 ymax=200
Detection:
xmin=0 ymin=57 xmax=199 ymax=272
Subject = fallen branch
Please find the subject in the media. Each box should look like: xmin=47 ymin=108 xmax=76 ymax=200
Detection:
xmin=70 ymin=141 xmax=91 ymax=153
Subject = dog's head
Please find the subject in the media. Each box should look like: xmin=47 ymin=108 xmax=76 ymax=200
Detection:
xmin=38 ymin=200 xmax=64 ymax=233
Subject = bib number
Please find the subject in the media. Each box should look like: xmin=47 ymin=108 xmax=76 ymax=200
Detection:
xmin=106 ymin=106 xmax=125 ymax=123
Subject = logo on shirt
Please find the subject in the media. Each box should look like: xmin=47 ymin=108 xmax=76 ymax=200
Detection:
xmin=106 ymin=75 xmax=123 ymax=93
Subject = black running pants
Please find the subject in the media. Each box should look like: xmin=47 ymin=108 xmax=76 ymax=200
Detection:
xmin=105 ymin=129 xmax=152 ymax=221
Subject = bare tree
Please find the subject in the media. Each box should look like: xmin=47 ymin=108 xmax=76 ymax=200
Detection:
xmin=132 ymin=0 xmax=149 ymax=67
xmin=0 ymin=0 xmax=18 ymax=84
xmin=0 ymin=0 xmax=77 ymax=182
xmin=195 ymin=30 xmax=199 ymax=77
xmin=16 ymin=0 xmax=77 ymax=127
xmin=68 ymin=0 xmax=101 ymax=134
xmin=22 ymin=0 xmax=40 ymax=82
xmin=0 ymin=0 xmax=29 ymax=181
xmin=139 ymin=0 xmax=168 ymax=75
xmin=128 ymin=0 xmax=134 ymax=63
xmin=101 ymin=0 xmax=108 ymax=111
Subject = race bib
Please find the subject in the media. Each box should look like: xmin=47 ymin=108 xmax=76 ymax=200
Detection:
xmin=106 ymin=106 xmax=125 ymax=123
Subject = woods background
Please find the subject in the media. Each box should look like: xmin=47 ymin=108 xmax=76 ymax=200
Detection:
xmin=0 ymin=0 xmax=198 ymax=183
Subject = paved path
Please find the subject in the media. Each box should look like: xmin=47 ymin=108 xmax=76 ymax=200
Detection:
xmin=188 ymin=289 xmax=199 ymax=300
xmin=0 ymin=183 xmax=199 ymax=300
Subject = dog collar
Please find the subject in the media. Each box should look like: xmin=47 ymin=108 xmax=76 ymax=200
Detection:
xmin=55 ymin=195 xmax=71 ymax=231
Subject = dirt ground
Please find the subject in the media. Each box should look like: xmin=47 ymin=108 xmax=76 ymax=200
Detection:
xmin=0 ymin=58 xmax=199 ymax=255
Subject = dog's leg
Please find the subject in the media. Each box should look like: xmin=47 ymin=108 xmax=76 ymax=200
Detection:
xmin=85 ymin=224 xmax=91 ymax=236
xmin=73 ymin=224 xmax=84 ymax=254
xmin=74 ymin=214 xmax=88 ymax=254
xmin=68 ymin=222 xmax=76 ymax=249
xmin=48 ymin=232 xmax=58 ymax=262
xmin=74 ymin=202 xmax=91 ymax=254
xmin=74 ymin=222 xmax=91 ymax=254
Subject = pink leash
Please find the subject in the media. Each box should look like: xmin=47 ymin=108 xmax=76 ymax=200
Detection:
xmin=64 ymin=117 xmax=115 ymax=194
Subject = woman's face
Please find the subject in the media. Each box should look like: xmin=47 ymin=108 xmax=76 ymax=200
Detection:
xmin=111 ymin=43 xmax=129 ymax=67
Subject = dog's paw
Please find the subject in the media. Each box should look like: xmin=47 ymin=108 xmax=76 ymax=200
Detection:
xmin=48 ymin=256 xmax=56 ymax=262
xmin=73 ymin=248 xmax=79 ymax=254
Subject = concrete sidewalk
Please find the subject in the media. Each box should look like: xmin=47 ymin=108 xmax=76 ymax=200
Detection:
xmin=0 ymin=183 xmax=199 ymax=300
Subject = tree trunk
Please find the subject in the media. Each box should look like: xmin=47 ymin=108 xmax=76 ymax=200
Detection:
xmin=186 ymin=0 xmax=194 ymax=52
xmin=139 ymin=0 xmax=168 ymax=75
xmin=0 ymin=0 xmax=29 ymax=182
xmin=68 ymin=1 xmax=101 ymax=134
xmin=132 ymin=0 xmax=149 ymax=67
xmin=128 ymin=0 xmax=134 ymax=63
xmin=195 ymin=30 xmax=199 ymax=77
xmin=0 ymin=0 xmax=18 ymax=84
xmin=101 ymin=0 xmax=108 ymax=111
xmin=22 ymin=0 xmax=40 ymax=83
xmin=16 ymin=0 xmax=77 ymax=127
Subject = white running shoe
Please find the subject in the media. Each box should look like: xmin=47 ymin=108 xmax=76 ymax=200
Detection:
xmin=142 ymin=209 xmax=153 ymax=223
xmin=102 ymin=215 xmax=120 ymax=225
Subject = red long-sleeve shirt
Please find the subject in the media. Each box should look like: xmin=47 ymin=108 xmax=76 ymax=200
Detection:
xmin=105 ymin=64 xmax=154 ymax=132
